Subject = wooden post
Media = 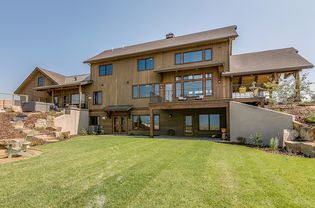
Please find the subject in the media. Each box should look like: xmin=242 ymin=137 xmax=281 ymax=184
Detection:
xmin=79 ymin=85 xmax=82 ymax=109
xmin=51 ymin=90 xmax=54 ymax=104
xmin=149 ymin=108 xmax=154 ymax=138
xmin=294 ymin=71 xmax=301 ymax=102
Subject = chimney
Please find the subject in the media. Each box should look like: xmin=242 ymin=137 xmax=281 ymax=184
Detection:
xmin=166 ymin=32 xmax=175 ymax=39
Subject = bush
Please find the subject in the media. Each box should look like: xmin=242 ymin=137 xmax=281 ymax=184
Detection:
xmin=57 ymin=132 xmax=65 ymax=141
xmin=236 ymin=137 xmax=246 ymax=144
xmin=270 ymin=137 xmax=279 ymax=151
xmin=250 ymin=132 xmax=263 ymax=147
xmin=79 ymin=128 xmax=88 ymax=136
xmin=304 ymin=115 xmax=315 ymax=123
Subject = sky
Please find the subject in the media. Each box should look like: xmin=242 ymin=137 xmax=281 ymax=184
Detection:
xmin=0 ymin=0 xmax=314 ymax=93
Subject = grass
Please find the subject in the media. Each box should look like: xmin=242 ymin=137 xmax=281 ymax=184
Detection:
xmin=0 ymin=136 xmax=315 ymax=208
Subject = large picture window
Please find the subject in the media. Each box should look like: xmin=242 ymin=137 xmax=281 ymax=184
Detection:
xmin=132 ymin=83 xmax=158 ymax=98
xmin=198 ymin=114 xmax=220 ymax=131
xmin=175 ymin=73 xmax=213 ymax=98
xmin=154 ymin=115 xmax=160 ymax=131
xmin=175 ymin=48 xmax=212 ymax=64
xmin=99 ymin=64 xmax=112 ymax=76
xmin=132 ymin=115 xmax=150 ymax=130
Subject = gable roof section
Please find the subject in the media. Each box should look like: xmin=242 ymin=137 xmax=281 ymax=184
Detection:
xmin=15 ymin=67 xmax=90 ymax=94
xmin=223 ymin=48 xmax=313 ymax=76
xmin=84 ymin=25 xmax=238 ymax=63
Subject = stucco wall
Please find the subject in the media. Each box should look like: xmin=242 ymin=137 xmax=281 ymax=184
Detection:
xmin=54 ymin=108 xmax=89 ymax=135
xmin=229 ymin=101 xmax=294 ymax=146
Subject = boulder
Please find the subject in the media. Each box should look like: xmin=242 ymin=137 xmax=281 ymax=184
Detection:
xmin=35 ymin=119 xmax=47 ymax=128
xmin=299 ymin=127 xmax=315 ymax=142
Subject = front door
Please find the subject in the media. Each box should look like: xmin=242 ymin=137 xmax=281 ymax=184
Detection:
xmin=113 ymin=116 xmax=127 ymax=134
xmin=184 ymin=115 xmax=193 ymax=135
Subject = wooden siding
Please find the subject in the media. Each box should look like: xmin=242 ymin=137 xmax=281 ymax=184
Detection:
xmin=88 ymin=40 xmax=231 ymax=111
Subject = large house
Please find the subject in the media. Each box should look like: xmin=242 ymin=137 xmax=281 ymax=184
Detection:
xmin=15 ymin=25 xmax=313 ymax=138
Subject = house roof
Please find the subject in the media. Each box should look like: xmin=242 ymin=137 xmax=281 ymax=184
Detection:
xmin=15 ymin=67 xmax=90 ymax=94
xmin=154 ymin=60 xmax=223 ymax=73
xmin=84 ymin=25 xmax=238 ymax=63
xmin=223 ymin=48 xmax=313 ymax=76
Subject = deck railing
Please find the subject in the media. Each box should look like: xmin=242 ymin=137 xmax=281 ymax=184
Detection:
xmin=232 ymin=84 xmax=270 ymax=99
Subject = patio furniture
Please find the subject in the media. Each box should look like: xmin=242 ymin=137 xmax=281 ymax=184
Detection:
xmin=178 ymin=96 xmax=187 ymax=101
xmin=195 ymin=95 xmax=204 ymax=100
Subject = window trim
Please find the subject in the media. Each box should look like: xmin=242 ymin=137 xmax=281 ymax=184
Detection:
xmin=137 ymin=57 xmax=154 ymax=71
xmin=93 ymin=91 xmax=102 ymax=105
xmin=99 ymin=64 xmax=113 ymax=76
xmin=204 ymin=48 xmax=213 ymax=61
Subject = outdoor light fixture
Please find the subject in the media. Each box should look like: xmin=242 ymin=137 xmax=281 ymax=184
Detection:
xmin=168 ymin=114 xmax=173 ymax=118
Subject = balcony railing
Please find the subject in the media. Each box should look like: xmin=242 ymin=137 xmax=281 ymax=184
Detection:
xmin=232 ymin=84 xmax=270 ymax=99
xmin=150 ymin=87 xmax=218 ymax=103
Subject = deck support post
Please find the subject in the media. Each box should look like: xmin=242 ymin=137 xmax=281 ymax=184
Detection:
xmin=79 ymin=85 xmax=82 ymax=109
xmin=149 ymin=108 xmax=154 ymax=138
xmin=294 ymin=71 xmax=301 ymax=102
xmin=51 ymin=90 xmax=54 ymax=104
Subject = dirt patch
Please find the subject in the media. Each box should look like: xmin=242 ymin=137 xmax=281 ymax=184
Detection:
xmin=0 ymin=148 xmax=42 ymax=164
xmin=0 ymin=112 xmax=26 ymax=140
xmin=266 ymin=103 xmax=315 ymax=127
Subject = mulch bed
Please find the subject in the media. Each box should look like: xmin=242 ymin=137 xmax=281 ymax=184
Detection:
xmin=0 ymin=113 xmax=26 ymax=141
xmin=265 ymin=103 xmax=315 ymax=127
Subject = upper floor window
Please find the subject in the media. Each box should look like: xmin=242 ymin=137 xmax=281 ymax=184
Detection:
xmin=99 ymin=64 xmax=112 ymax=76
xmin=183 ymin=50 xmax=203 ymax=63
xmin=204 ymin=49 xmax=212 ymax=61
xmin=138 ymin=58 xmax=154 ymax=71
xmin=175 ymin=48 xmax=212 ymax=64
xmin=132 ymin=83 xmax=159 ymax=98
xmin=38 ymin=76 xmax=44 ymax=87
xmin=93 ymin=91 xmax=102 ymax=105
xmin=175 ymin=53 xmax=181 ymax=65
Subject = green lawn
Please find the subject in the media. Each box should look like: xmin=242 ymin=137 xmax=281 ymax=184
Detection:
xmin=0 ymin=136 xmax=315 ymax=208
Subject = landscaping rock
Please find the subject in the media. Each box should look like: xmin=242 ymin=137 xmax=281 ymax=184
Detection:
xmin=14 ymin=120 xmax=24 ymax=129
xmin=35 ymin=119 xmax=47 ymax=128
xmin=285 ymin=140 xmax=315 ymax=158
xmin=299 ymin=127 xmax=315 ymax=142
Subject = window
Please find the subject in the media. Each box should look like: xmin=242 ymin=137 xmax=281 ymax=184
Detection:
xmin=175 ymin=48 xmax=212 ymax=64
xmin=204 ymin=49 xmax=212 ymax=61
xmin=198 ymin=114 xmax=220 ymax=131
xmin=63 ymin=96 xmax=68 ymax=106
xmin=139 ymin=85 xmax=152 ymax=98
xmin=99 ymin=64 xmax=112 ymax=76
xmin=132 ymin=86 xmax=138 ymax=98
xmin=71 ymin=94 xmax=79 ymax=105
xmin=53 ymin=96 xmax=59 ymax=106
xmin=132 ymin=115 xmax=150 ymax=130
xmin=175 ymin=53 xmax=181 ymax=64
xmin=154 ymin=115 xmax=160 ymax=130
xmin=184 ymin=80 xmax=203 ymax=97
xmin=93 ymin=91 xmax=102 ymax=105
xmin=154 ymin=84 xmax=160 ymax=96
xmin=206 ymin=80 xmax=212 ymax=96
xmin=138 ymin=58 xmax=154 ymax=71
xmin=37 ymin=76 xmax=44 ymax=87
xmin=133 ymin=84 xmax=158 ymax=98
xmin=90 ymin=116 xmax=100 ymax=125
xmin=176 ymin=82 xmax=182 ymax=98
xmin=183 ymin=50 xmax=203 ymax=63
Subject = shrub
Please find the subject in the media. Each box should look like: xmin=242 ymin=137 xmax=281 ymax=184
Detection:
xmin=270 ymin=137 xmax=279 ymax=151
xmin=250 ymin=132 xmax=263 ymax=147
xmin=79 ymin=128 xmax=88 ymax=136
xmin=236 ymin=137 xmax=246 ymax=144
xmin=58 ymin=132 xmax=65 ymax=141
xmin=304 ymin=115 xmax=315 ymax=123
